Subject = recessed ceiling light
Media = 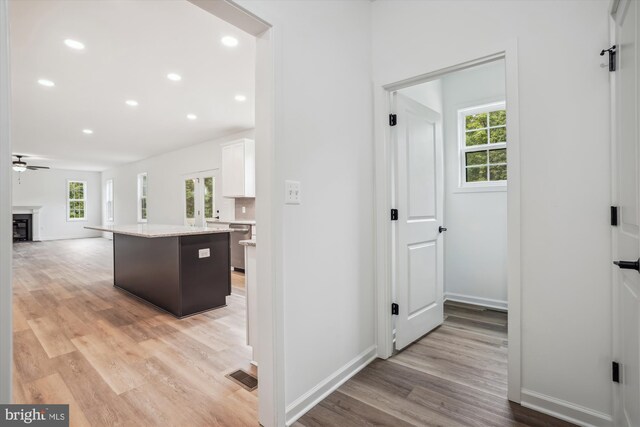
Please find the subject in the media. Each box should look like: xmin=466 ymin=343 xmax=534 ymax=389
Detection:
xmin=167 ymin=73 xmax=182 ymax=81
xmin=125 ymin=100 xmax=139 ymax=107
xmin=82 ymin=129 xmax=94 ymax=135
xmin=64 ymin=39 xmax=85 ymax=50
xmin=37 ymin=79 xmax=55 ymax=87
xmin=221 ymin=36 xmax=239 ymax=47
xmin=186 ymin=114 xmax=197 ymax=120
xmin=234 ymin=94 xmax=247 ymax=102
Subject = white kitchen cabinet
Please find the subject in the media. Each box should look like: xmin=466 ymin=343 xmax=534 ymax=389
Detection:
xmin=221 ymin=139 xmax=255 ymax=198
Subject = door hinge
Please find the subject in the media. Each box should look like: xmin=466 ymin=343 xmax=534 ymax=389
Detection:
xmin=390 ymin=209 xmax=398 ymax=221
xmin=600 ymin=45 xmax=616 ymax=72
xmin=612 ymin=361 xmax=620 ymax=383
xmin=389 ymin=114 xmax=397 ymax=127
xmin=611 ymin=206 xmax=618 ymax=226
xmin=391 ymin=303 xmax=399 ymax=315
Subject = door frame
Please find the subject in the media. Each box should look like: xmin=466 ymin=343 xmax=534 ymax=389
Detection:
xmin=609 ymin=0 xmax=628 ymax=424
xmin=373 ymin=40 xmax=522 ymax=402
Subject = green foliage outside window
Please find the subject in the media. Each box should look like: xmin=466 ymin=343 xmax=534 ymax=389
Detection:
xmin=463 ymin=108 xmax=507 ymax=183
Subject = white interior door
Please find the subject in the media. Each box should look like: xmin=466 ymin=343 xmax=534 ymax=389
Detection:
xmin=613 ymin=1 xmax=640 ymax=426
xmin=393 ymin=93 xmax=444 ymax=351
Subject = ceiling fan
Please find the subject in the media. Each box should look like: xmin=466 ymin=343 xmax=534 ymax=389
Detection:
xmin=12 ymin=155 xmax=50 ymax=172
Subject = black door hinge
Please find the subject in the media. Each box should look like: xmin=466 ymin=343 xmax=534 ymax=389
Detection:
xmin=611 ymin=206 xmax=619 ymax=226
xmin=389 ymin=114 xmax=397 ymax=127
xmin=613 ymin=361 xmax=620 ymax=383
xmin=600 ymin=45 xmax=617 ymax=72
xmin=391 ymin=303 xmax=399 ymax=315
xmin=390 ymin=209 xmax=398 ymax=221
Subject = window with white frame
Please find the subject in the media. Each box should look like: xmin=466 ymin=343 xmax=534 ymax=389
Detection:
xmin=458 ymin=102 xmax=507 ymax=186
xmin=137 ymin=173 xmax=147 ymax=222
xmin=67 ymin=180 xmax=87 ymax=221
xmin=105 ymin=179 xmax=114 ymax=222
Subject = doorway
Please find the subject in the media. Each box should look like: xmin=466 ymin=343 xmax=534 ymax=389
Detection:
xmin=374 ymin=47 xmax=522 ymax=402
xmin=183 ymin=170 xmax=219 ymax=227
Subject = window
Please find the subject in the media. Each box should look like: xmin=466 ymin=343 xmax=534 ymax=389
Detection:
xmin=105 ymin=179 xmax=114 ymax=222
xmin=67 ymin=180 xmax=87 ymax=221
xmin=183 ymin=174 xmax=216 ymax=226
xmin=459 ymin=102 xmax=507 ymax=187
xmin=137 ymin=173 xmax=147 ymax=222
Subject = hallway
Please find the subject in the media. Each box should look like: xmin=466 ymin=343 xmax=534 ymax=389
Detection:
xmin=297 ymin=302 xmax=573 ymax=426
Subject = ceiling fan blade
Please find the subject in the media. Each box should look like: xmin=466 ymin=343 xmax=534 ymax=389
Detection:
xmin=26 ymin=166 xmax=50 ymax=170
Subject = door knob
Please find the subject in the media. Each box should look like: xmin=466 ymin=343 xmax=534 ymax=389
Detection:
xmin=613 ymin=258 xmax=640 ymax=272
xmin=439 ymin=226 xmax=447 ymax=233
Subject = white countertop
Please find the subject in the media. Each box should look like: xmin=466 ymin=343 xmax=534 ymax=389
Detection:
xmin=207 ymin=219 xmax=256 ymax=226
xmin=239 ymin=239 xmax=256 ymax=247
xmin=85 ymin=224 xmax=232 ymax=238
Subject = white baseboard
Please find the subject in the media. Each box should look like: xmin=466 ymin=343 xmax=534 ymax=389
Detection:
xmin=444 ymin=292 xmax=508 ymax=311
xmin=285 ymin=345 xmax=377 ymax=426
xmin=521 ymin=388 xmax=612 ymax=427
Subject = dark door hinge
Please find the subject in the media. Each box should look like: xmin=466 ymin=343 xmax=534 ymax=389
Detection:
xmin=391 ymin=303 xmax=399 ymax=315
xmin=613 ymin=361 xmax=620 ymax=383
xmin=611 ymin=206 xmax=618 ymax=226
xmin=389 ymin=114 xmax=397 ymax=127
xmin=600 ymin=45 xmax=616 ymax=72
xmin=390 ymin=209 xmax=398 ymax=221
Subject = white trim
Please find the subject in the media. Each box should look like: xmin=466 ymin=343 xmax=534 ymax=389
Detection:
xmin=0 ymin=0 xmax=11 ymax=404
xmin=285 ymin=345 xmax=377 ymax=426
xmin=66 ymin=180 xmax=88 ymax=222
xmin=373 ymin=41 xmax=522 ymax=404
xmin=521 ymin=389 xmax=613 ymax=427
xmin=136 ymin=172 xmax=147 ymax=223
xmin=444 ymin=292 xmax=507 ymax=311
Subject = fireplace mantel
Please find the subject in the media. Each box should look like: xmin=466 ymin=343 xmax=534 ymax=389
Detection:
xmin=12 ymin=206 xmax=42 ymax=241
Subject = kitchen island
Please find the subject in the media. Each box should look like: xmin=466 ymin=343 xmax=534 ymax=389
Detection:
xmin=86 ymin=224 xmax=232 ymax=318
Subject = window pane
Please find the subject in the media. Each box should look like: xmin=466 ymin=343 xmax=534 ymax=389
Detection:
xmin=489 ymin=127 xmax=506 ymax=143
xmin=490 ymin=165 xmax=507 ymax=181
xmin=185 ymin=179 xmax=195 ymax=219
xmin=489 ymin=110 xmax=506 ymax=126
xmin=489 ymin=148 xmax=507 ymax=164
xmin=465 ymin=151 xmax=487 ymax=166
xmin=69 ymin=182 xmax=76 ymax=199
xmin=466 ymin=166 xmax=487 ymax=182
xmin=465 ymin=113 xmax=487 ymax=130
xmin=465 ymin=130 xmax=488 ymax=146
xmin=76 ymin=183 xmax=84 ymax=200
xmin=142 ymin=175 xmax=147 ymax=197
xmin=204 ymin=177 xmax=214 ymax=219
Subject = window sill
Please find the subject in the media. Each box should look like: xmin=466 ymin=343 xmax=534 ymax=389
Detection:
xmin=67 ymin=218 xmax=88 ymax=222
xmin=454 ymin=184 xmax=507 ymax=194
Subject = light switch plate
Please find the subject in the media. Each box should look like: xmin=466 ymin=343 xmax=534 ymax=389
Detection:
xmin=285 ymin=180 xmax=301 ymax=204
xmin=198 ymin=248 xmax=211 ymax=258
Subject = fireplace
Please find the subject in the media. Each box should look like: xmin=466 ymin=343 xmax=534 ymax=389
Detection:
xmin=13 ymin=214 xmax=32 ymax=242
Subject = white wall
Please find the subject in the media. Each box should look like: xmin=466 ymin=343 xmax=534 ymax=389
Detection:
xmin=373 ymin=0 xmax=612 ymax=425
xmin=442 ymin=60 xmax=507 ymax=309
xmin=101 ymin=129 xmax=254 ymax=227
xmin=12 ymin=169 xmax=102 ymax=240
xmin=235 ymin=1 xmax=376 ymax=423
xmin=0 ymin=0 xmax=11 ymax=403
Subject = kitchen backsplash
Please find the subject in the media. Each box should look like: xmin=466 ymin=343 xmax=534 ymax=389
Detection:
xmin=235 ymin=198 xmax=255 ymax=220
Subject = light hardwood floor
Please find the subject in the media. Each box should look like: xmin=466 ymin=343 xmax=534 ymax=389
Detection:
xmin=12 ymin=238 xmax=257 ymax=427
xmin=297 ymin=302 xmax=575 ymax=427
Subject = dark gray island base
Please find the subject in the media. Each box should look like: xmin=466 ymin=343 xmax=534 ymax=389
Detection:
xmin=87 ymin=224 xmax=232 ymax=318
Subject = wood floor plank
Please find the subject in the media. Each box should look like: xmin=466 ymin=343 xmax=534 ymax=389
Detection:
xmin=13 ymin=238 xmax=256 ymax=426
xmin=299 ymin=302 xmax=575 ymax=427
xmin=22 ymin=373 xmax=91 ymax=427
xmin=27 ymin=316 xmax=78 ymax=358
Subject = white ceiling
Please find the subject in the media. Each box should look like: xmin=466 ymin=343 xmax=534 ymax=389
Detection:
xmin=10 ymin=0 xmax=255 ymax=171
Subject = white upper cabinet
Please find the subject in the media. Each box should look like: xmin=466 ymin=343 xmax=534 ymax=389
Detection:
xmin=221 ymin=139 xmax=255 ymax=198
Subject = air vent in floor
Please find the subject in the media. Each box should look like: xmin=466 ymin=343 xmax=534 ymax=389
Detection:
xmin=226 ymin=369 xmax=258 ymax=392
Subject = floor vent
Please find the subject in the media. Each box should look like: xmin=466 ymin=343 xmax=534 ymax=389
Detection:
xmin=226 ymin=369 xmax=258 ymax=391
